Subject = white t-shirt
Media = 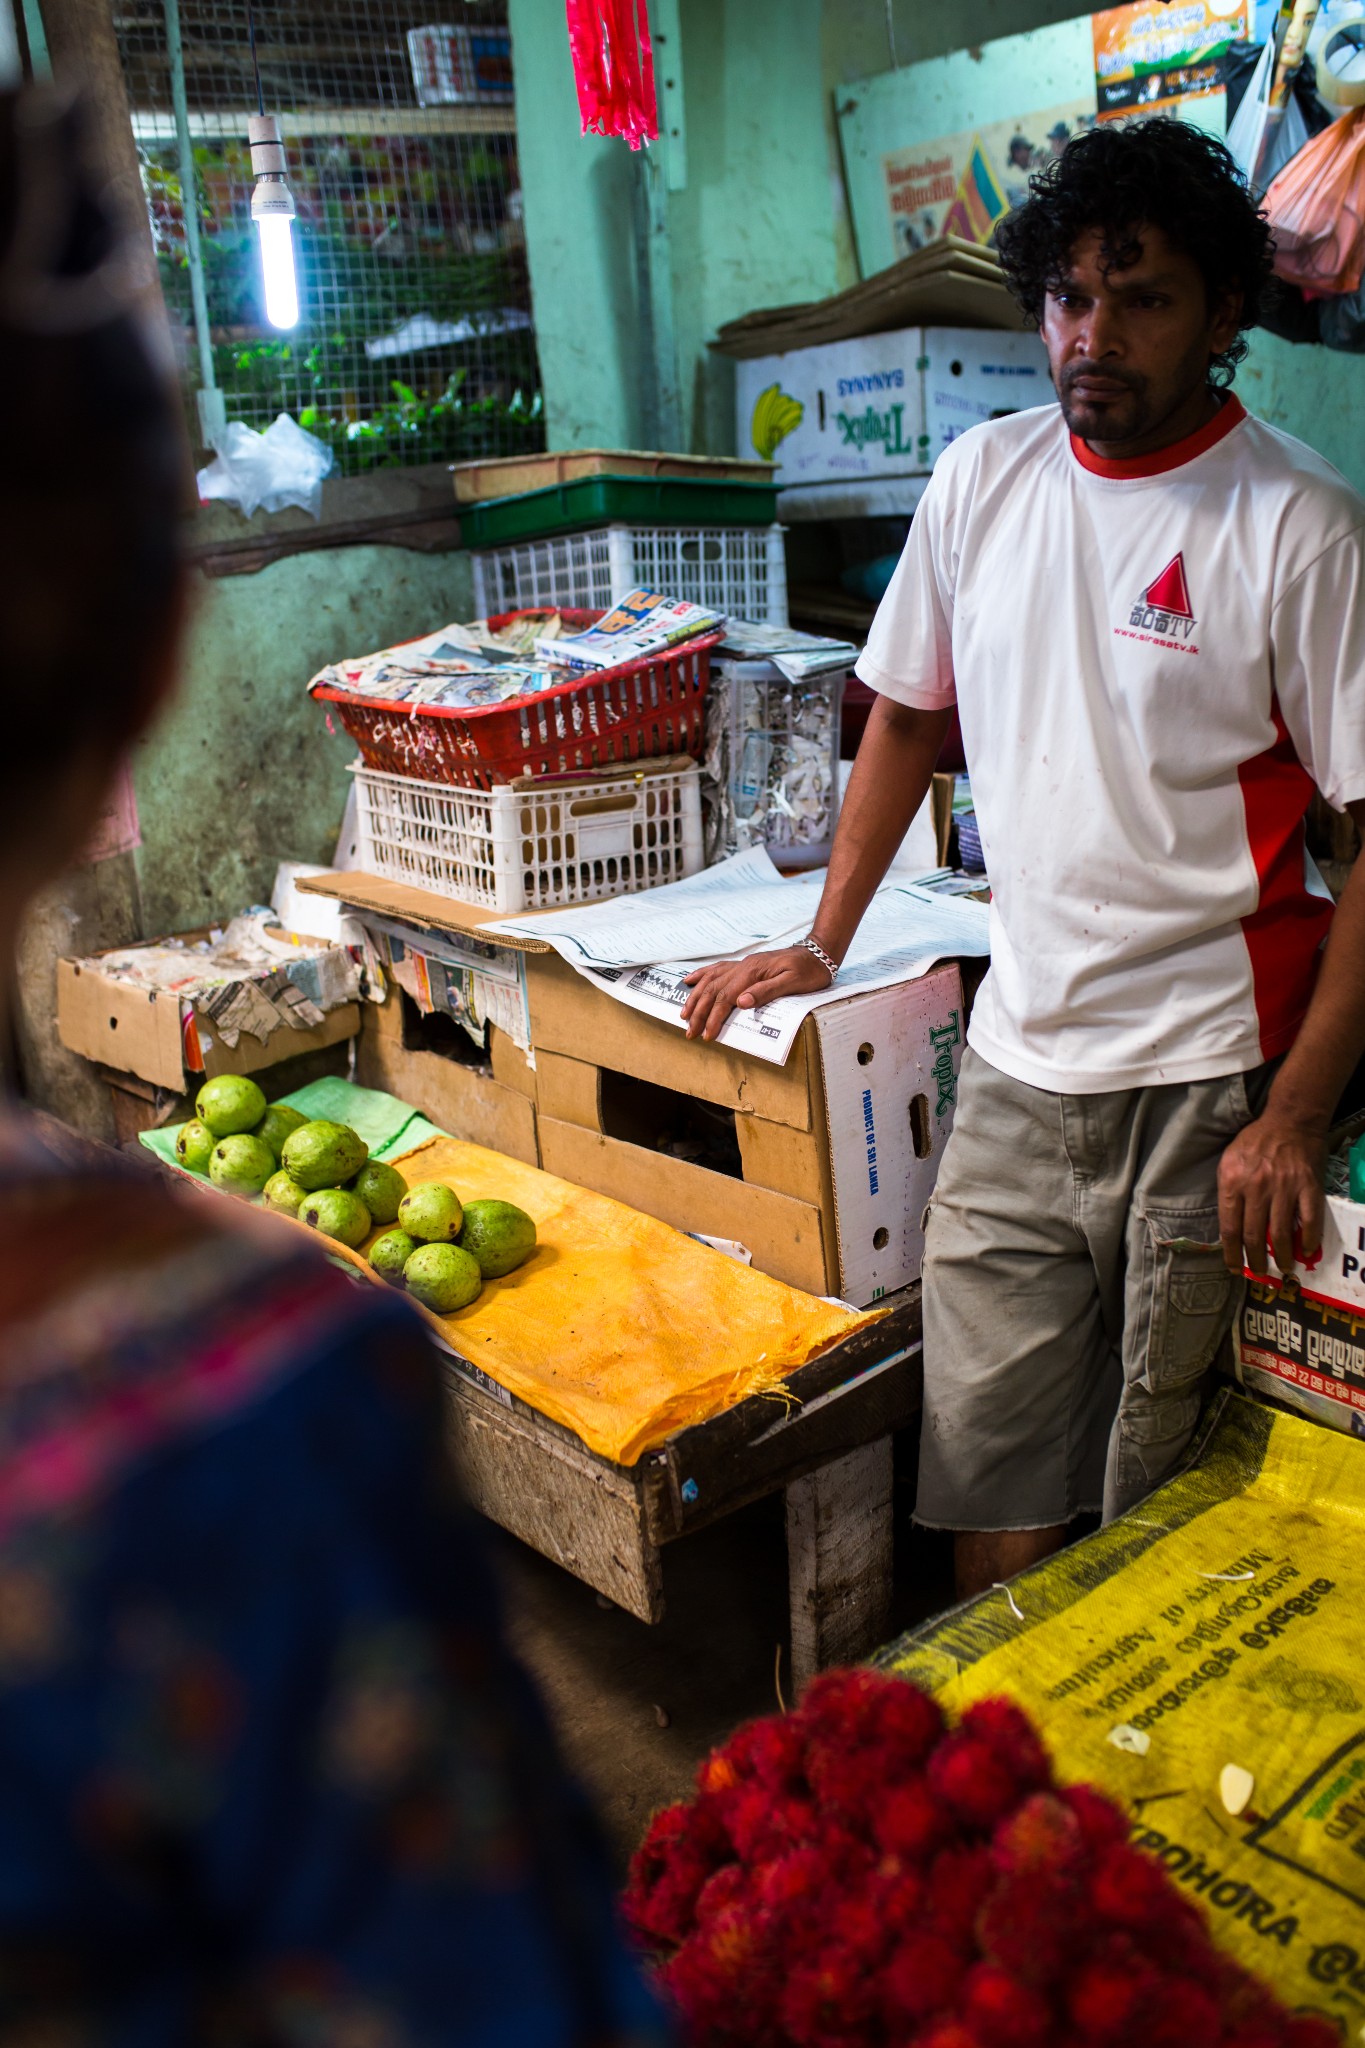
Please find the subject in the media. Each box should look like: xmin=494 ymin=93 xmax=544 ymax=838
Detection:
xmin=857 ymin=396 xmax=1365 ymax=1093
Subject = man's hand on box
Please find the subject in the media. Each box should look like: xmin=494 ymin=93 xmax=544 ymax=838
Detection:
xmin=1217 ymin=1110 xmax=1327 ymax=1277
xmin=681 ymin=945 xmax=833 ymax=1043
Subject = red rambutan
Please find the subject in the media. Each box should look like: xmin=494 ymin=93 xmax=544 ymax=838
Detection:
xmin=868 ymin=1855 xmax=927 ymax=1934
xmin=928 ymin=1733 xmax=1029 ymax=1832
xmin=910 ymin=2021 xmax=986 ymax=2048
xmin=1091 ymin=1841 xmax=1185 ymax=1933
xmin=991 ymin=1790 xmax=1085 ymax=1880
xmin=1065 ymin=1951 xmax=1157 ymax=2044
xmin=780 ymin=1944 xmax=879 ymax=2047
xmin=868 ymin=1673 xmax=946 ymax=1759
xmin=1060 ymin=1783 xmax=1131 ymax=1856
xmin=925 ymin=1844 xmax=996 ymax=1944
xmin=1142 ymin=1975 xmax=1225 ymax=2048
xmin=960 ymin=1961 xmax=1055 ymax=2048
xmin=883 ymin=1932 xmax=970 ymax=2024
xmin=1285 ymin=2018 xmax=1343 ymax=2048
xmin=957 ymin=1699 xmax=1052 ymax=1793
xmin=975 ymin=1872 xmax=1087 ymax=1985
xmin=873 ymin=1775 xmax=950 ymax=1861
xmin=625 ymin=1801 xmax=728 ymax=1950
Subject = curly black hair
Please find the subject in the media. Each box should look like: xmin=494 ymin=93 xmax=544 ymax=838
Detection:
xmin=993 ymin=119 xmax=1275 ymax=386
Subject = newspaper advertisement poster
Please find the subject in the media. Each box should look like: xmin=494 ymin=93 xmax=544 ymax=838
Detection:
xmin=1092 ymin=0 xmax=1249 ymax=123
xmin=882 ymin=102 xmax=1096 ymax=257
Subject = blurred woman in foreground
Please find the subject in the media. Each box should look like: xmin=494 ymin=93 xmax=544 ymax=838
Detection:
xmin=0 ymin=87 xmax=665 ymax=2047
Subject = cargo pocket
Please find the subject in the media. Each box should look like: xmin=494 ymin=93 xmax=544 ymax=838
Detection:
xmin=1108 ymin=1207 xmax=1237 ymax=1517
xmin=1141 ymin=1206 xmax=1239 ymax=1395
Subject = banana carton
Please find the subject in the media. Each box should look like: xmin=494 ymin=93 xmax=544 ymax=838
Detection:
xmin=734 ymin=325 xmax=1050 ymax=490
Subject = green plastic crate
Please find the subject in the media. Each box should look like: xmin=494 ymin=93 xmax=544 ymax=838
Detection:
xmin=457 ymin=473 xmax=780 ymax=548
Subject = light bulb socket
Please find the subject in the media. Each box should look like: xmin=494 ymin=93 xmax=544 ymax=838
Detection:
xmin=248 ymin=112 xmax=288 ymax=177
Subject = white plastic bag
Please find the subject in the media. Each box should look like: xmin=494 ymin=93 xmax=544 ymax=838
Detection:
xmin=196 ymin=412 xmax=335 ymax=520
xmin=1227 ymin=35 xmax=1311 ymax=192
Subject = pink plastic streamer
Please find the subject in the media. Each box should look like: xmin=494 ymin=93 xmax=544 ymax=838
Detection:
xmin=565 ymin=0 xmax=659 ymax=150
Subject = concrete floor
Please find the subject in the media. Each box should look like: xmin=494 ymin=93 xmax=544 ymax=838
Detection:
xmin=491 ymin=1428 xmax=957 ymax=1873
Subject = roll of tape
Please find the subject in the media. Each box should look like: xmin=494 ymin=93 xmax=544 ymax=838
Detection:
xmin=1319 ymin=22 xmax=1365 ymax=105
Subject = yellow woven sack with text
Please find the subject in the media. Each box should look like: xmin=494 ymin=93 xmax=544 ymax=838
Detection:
xmin=880 ymin=1393 xmax=1365 ymax=2025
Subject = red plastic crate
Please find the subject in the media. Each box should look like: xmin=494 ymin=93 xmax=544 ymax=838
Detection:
xmin=310 ymin=608 xmax=722 ymax=791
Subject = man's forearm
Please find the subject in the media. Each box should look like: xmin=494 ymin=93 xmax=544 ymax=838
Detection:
xmin=811 ymin=698 xmax=952 ymax=961
xmin=1268 ymin=800 xmax=1365 ymax=1131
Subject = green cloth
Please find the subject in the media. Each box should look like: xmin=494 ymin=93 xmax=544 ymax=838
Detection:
xmin=140 ymin=1076 xmax=446 ymax=1182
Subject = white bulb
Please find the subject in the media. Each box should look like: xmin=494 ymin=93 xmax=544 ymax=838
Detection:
xmin=256 ymin=213 xmax=299 ymax=330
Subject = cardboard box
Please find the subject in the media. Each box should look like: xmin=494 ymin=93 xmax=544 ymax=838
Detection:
xmin=1238 ymin=1277 xmax=1365 ymax=1441
xmin=57 ymin=942 xmax=360 ymax=1094
xmin=1237 ymin=1172 xmax=1365 ymax=1438
xmin=527 ymin=952 xmax=965 ymax=1304
xmin=356 ymin=992 xmax=539 ymax=1167
xmin=734 ymin=326 xmax=1050 ymax=489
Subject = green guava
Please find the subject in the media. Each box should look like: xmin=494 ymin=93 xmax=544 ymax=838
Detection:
xmin=404 ymin=1242 xmax=482 ymax=1313
xmin=262 ymin=1170 xmax=307 ymax=1217
xmin=253 ymin=1103 xmax=309 ymax=1162
xmin=458 ymin=1199 xmax=538 ymax=1279
xmin=350 ymin=1160 xmax=408 ymax=1226
xmin=196 ymin=1074 xmax=268 ymax=1138
xmin=369 ymin=1228 xmax=418 ymax=1283
xmin=281 ymin=1120 xmax=368 ymax=1191
xmin=208 ymin=1133 xmax=276 ymax=1197
xmin=398 ymin=1182 xmax=464 ymax=1243
xmin=299 ymin=1188 xmax=372 ymax=1249
xmin=174 ymin=1118 xmax=216 ymax=1174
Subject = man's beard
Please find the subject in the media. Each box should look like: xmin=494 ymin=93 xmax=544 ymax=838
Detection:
xmin=1056 ymin=360 xmax=1150 ymax=444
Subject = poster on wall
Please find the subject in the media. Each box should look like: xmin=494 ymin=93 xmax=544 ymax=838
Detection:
xmin=1092 ymin=0 xmax=1250 ymax=121
xmin=881 ymin=103 xmax=1096 ymax=254
xmin=836 ymin=14 xmax=1099 ymax=274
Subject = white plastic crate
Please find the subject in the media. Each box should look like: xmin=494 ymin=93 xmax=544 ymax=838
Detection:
xmin=351 ymin=760 xmax=704 ymax=913
xmin=471 ymin=523 xmax=788 ymax=625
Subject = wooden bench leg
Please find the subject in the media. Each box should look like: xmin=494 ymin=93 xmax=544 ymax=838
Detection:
xmin=785 ymin=1435 xmax=894 ymax=1695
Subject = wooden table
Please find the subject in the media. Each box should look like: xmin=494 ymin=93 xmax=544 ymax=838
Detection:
xmin=440 ymin=1288 xmax=923 ymax=1688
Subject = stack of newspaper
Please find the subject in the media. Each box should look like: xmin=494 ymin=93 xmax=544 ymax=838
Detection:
xmin=536 ymin=589 xmax=724 ymax=672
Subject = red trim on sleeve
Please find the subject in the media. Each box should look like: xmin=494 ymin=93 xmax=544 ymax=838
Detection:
xmin=1070 ymin=395 xmax=1246 ymax=479
xmin=1237 ymin=695 xmax=1333 ymax=1059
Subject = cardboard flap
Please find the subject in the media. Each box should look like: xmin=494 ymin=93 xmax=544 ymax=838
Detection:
xmin=296 ymin=869 xmax=554 ymax=952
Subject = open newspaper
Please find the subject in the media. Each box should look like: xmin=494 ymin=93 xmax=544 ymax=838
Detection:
xmin=486 ymin=847 xmax=990 ymax=1066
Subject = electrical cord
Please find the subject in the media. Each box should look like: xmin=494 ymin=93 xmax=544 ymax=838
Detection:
xmin=247 ymin=0 xmax=264 ymax=116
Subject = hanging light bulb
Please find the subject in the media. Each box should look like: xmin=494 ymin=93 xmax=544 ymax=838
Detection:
xmin=248 ymin=113 xmax=298 ymax=330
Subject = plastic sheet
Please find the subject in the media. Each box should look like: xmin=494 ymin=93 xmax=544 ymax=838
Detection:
xmin=196 ymin=413 xmax=335 ymax=520
xmin=370 ymin=1134 xmax=865 ymax=1462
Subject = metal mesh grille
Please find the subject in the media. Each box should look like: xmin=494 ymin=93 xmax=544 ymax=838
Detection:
xmin=114 ymin=0 xmax=543 ymax=470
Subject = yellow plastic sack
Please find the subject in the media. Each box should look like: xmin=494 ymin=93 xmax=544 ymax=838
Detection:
xmin=347 ymin=1135 xmax=867 ymax=1464
xmin=881 ymin=1393 xmax=1365 ymax=2020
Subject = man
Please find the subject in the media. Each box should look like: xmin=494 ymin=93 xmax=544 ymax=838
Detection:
xmin=682 ymin=122 xmax=1365 ymax=1600
xmin=1004 ymin=134 xmax=1036 ymax=210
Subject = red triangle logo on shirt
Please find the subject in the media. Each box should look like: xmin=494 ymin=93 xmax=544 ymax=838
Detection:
xmin=1142 ymin=552 xmax=1194 ymax=619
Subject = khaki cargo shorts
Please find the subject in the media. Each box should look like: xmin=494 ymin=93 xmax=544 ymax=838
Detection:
xmin=919 ymin=1046 xmax=1266 ymax=1531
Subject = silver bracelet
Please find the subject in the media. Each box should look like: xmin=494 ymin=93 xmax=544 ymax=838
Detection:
xmin=802 ymin=934 xmax=839 ymax=984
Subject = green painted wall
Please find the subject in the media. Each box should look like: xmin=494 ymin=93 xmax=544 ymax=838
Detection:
xmin=507 ymin=0 xmax=650 ymax=448
xmin=131 ymin=544 xmax=473 ymax=936
xmin=1240 ymin=331 xmax=1365 ymax=497
xmin=670 ymin=0 xmax=841 ymax=453
xmin=511 ymin=0 xmax=845 ymax=451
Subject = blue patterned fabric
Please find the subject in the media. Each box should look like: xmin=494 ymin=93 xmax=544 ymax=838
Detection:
xmin=0 ymin=1123 xmax=667 ymax=2046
